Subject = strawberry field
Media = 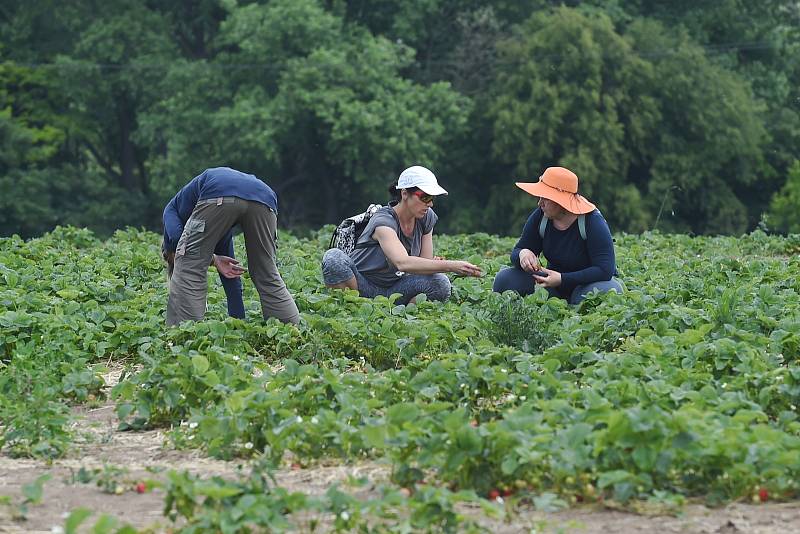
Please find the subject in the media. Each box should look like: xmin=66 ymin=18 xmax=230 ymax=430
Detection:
xmin=2 ymin=226 xmax=800 ymax=532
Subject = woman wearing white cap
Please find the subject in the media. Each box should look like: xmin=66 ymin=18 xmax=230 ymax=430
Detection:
xmin=322 ymin=166 xmax=483 ymax=304
xmin=493 ymin=167 xmax=623 ymax=303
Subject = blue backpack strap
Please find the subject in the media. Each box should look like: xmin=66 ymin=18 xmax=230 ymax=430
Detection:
xmin=538 ymin=215 xmax=548 ymax=239
xmin=541 ymin=213 xmax=588 ymax=239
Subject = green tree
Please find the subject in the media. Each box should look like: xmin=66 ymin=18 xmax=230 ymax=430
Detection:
xmin=2 ymin=0 xmax=199 ymax=232
xmin=1 ymin=0 xmax=796 ymax=237
xmin=626 ymin=19 xmax=767 ymax=235
xmin=0 ymin=63 xmax=65 ymax=236
xmin=618 ymin=0 xmax=800 ymax=225
xmin=766 ymin=161 xmax=800 ymax=234
xmin=152 ymin=0 xmax=226 ymax=59
xmin=139 ymin=0 xmax=471 ymax=227
xmin=485 ymin=8 xmax=767 ymax=235
xmin=55 ymin=1 xmax=180 ymax=219
xmin=0 ymin=61 xmax=142 ymax=237
xmin=486 ymin=7 xmax=656 ymax=234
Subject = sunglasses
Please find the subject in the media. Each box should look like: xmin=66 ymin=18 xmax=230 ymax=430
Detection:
xmin=412 ymin=190 xmax=435 ymax=203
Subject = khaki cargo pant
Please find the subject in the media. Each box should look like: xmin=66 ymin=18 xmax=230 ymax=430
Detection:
xmin=166 ymin=197 xmax=299 ymax=326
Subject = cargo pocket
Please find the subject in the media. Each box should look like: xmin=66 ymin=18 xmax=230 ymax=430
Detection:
xmin=269 ymin=207 xmax=278 ymax=243
xmin=176 ymin=218 xmax=206 ymax=256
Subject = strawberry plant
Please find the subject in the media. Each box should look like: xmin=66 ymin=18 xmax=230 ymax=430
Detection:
xmin=4 ymin=225 xmax=800 ymax=521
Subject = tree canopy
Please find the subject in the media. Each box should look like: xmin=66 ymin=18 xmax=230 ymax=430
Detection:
xmin=1 ymin=0 xmax=798 ymax=237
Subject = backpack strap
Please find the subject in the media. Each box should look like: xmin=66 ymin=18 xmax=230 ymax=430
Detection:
xmin=538 ymin=213 xmax=587 ymax=240
xmin=353 ymin=204 xmax=395 ymax=250
xmin=386 ymin=204 xmax=405 ymax=243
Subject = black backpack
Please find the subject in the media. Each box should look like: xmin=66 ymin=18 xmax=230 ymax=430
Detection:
xmin=329 ymin=204 xmax=383 ymax=254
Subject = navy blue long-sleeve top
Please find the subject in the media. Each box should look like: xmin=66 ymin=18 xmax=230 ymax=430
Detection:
xmin=511 ymin=208 xmax=617 ymax=298
xmin=162 ymin=167 xmax=279 ymax=319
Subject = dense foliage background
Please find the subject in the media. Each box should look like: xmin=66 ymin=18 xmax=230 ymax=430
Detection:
xmin=2 ymin=0 xmax=799 ymax=238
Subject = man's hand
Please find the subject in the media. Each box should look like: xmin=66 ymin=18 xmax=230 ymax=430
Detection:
xmin=519 ymin=249 xmax=541 ymax=273
xmin=213 ymin=255 xmax=247 ymax=279
xmin=162 ymin=250 xmax=176 ymax=278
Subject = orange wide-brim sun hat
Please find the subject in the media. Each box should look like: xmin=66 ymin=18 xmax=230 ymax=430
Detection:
xmin=515 ymin=167 xmax=596 ymax=215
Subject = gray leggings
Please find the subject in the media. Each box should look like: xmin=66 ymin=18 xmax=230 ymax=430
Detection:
xmin=321 ymin=248 xmax=451 ymax=305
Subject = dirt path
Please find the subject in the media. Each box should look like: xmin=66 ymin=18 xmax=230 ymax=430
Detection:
xmin=2 ymin=402 xmax=799 ymax=533
xmin=0 ymin=402 xmax=391 ymax=532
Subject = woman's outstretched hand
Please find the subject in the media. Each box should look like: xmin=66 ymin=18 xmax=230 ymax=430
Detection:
xmin=449 ymin=260 xmax=483 ymax=277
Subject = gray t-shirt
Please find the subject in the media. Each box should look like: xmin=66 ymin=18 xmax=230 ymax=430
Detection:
xmin=350 ymin=204 xmax=438 ymax=287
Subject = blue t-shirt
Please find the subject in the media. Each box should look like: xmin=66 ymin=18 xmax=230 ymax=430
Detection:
xmin=162 ymin=167 xmax=279 ymax=318
xmin=510 ymin=208 xmax=617 ymax=297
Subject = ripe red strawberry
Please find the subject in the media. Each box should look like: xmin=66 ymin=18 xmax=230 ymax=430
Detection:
xmin=759 ymin=487 xmax=769 ymax=502
xmin=502 ymin=488 xmax=513 ymax=497
xmin=488 ymin=489 xmax=500 ymax=500
xmin=135 ymin=482 xmax=146 ymax=494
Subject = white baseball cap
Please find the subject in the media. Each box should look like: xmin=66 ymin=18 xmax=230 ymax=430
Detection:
xmin=396 ymin=166 xmax=448 ymax=196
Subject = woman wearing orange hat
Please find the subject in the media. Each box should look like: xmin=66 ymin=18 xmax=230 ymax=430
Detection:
xmin=492 ymin=167 xmax=623 ymax=303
